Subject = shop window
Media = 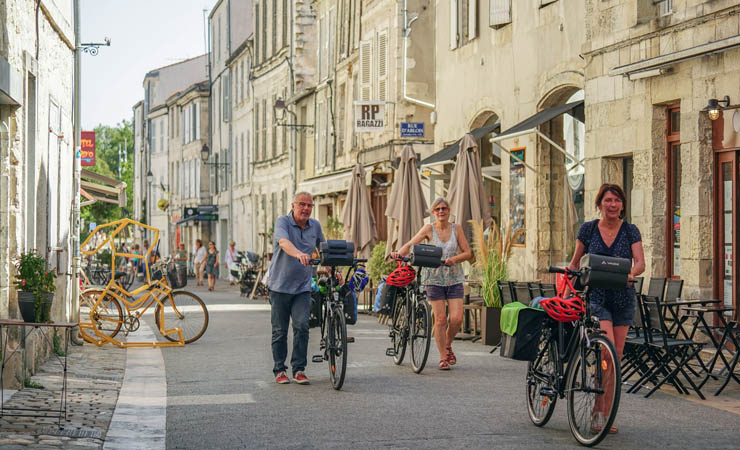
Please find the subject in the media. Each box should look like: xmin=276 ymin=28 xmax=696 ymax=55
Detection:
xmin=666 ymin=105 xmax=680 ymax=278
xmin=509 ymin=147 xmax=526 ymax=246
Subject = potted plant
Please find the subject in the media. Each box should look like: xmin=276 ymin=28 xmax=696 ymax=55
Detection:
xmin=469 ymin=220 xmax=523 ymax=346
xmin=14 ymin=251 xmax=57 ymax=323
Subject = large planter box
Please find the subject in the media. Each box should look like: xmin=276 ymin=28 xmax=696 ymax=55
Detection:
xmin=17 ymin=291 xmax=54 ymax=323
xmin=480 ymin=306 xmax=502 ymax=346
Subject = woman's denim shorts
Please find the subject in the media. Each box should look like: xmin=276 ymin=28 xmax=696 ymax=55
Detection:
xmin=425 ymin=283 xmax=464 ymax=301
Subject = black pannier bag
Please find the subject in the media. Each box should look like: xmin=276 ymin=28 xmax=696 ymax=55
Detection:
xmin=167 ymin=264 xmax=188 ymax=289
xmin=579 ymin=253 xmax=631 ymax=290
xmin=378 ymin=281 xmax=398 ymax=316
xmin=410 ymin=244 xmax=443 ymax=268
xmin=500 ymin=307 xmax=546 ymax=361
xmin=320 ymin=240 xmax=355 ymax=267
xmin=339 ymin=284 xmax=358 ymax=325
xmin=309 ymin=291 xmax=323 ymax=328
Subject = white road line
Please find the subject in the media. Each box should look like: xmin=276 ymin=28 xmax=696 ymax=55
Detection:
xmin=104 ymin=321 xmax=166 ymax=450
xmin=168 ymin=393 xmax=255 ymax=406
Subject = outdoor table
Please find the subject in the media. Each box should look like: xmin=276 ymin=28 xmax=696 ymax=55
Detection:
xmin=680 ymin=305 xmax=740 ymax=395
xmin=0 ymin=320 xmax=77 ymax=428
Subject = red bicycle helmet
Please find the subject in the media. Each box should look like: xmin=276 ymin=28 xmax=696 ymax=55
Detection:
xmin=386 ymin=262 xmax=416 ymax=287
xmin=540 ymin=296 xmax=585 ymax=322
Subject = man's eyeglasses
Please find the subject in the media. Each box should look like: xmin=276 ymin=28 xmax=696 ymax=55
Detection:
xmin=433 ymin=206 xmax=449 ymax=212
xmin=295 ymin=202 xmax=314 ymax=209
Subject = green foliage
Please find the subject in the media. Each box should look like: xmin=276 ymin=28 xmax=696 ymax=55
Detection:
xmin=24 ymin=378 xmax=45 ymax=389
xmin=80 ymin=120 xmax=134 ymax=225
xmin=53 ymin=330 xmax=66 ymax=357
xmin=14 ymin=252 xmax=57 ymax=322
xmin=367 ymin=241 xmax=396 ymax=285
xmin=325 ymin=216 xmax=344 ymax=240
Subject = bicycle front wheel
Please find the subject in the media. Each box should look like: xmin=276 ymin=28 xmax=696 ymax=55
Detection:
xmin=80 ymin=289 xmax=123 ymax=338
xmin=566 ymin=335 xmax=621 ymax=447
xmin=328 ymin=306 xmax=347 ymax=390
xmin=410 ymin=298 xmax=431 ymax=374
xmin=390 ymin=297 xmax=408 ymax=365
xmin=155 ymin=291 xmax=209 ymax=344
xmin=526 ymin=330 xmax=558 ymax=427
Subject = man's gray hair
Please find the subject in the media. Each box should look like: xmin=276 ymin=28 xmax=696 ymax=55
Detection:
xmin=293 ymin=191 xmax=313 ymax=202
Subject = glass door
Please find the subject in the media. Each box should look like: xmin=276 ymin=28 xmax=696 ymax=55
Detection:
xmin=716 ymin=151 xmax=737 ymax=319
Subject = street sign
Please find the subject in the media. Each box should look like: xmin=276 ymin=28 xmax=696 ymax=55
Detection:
xmin=400 ymin=122 xmax=425 ymax=137
xmin=80 ymin=131 xmax=95 ymax=166
xmin=89 ymin=222 xmax=96 ymax=231
xmin=354 ymin=101 xmax=385 ymax=132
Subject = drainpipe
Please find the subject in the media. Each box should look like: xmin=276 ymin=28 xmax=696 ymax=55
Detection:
xmin=70 ymin=0 xmax=82 ymax=344
xmin=289 ymin=0 xmax=296 ymax=196
xmin=402 ymin=0 xmax=434 ymax=109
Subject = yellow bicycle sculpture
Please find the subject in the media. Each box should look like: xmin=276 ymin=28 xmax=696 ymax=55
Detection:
xmin=79 ymin=219 xmax=209 ymax=348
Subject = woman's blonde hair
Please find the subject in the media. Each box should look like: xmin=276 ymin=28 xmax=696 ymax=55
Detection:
xmin=429 ymin=197 xmax=450 ymax=215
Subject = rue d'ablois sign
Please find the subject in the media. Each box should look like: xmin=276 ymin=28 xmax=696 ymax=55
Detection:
xmin=354 ymin=101 xmax=385 ymax=132
xmin=400 ymin=122 xmax=425 ymax=137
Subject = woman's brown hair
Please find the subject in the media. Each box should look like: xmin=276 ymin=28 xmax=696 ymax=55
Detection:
xmin=594 ymin=183 xmax=627 ymax=219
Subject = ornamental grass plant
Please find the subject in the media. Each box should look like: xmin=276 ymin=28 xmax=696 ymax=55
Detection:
xmin=468 ymin=220 xmax=524 ymax=308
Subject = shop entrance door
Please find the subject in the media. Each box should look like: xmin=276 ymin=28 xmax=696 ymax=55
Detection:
xmin=715 ymin=151 xmax=738 ymax=319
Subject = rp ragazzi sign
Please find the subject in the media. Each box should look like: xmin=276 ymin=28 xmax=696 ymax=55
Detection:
xmin=354 ymin=101 xmax=385 ymax=132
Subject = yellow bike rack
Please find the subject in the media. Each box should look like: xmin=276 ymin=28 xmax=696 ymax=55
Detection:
xmin=79 ymin=218 xmax=185 ymax=348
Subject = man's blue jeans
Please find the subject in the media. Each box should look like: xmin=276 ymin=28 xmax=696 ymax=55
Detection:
xmin=270 ymin=290 xmax=311 ymax=375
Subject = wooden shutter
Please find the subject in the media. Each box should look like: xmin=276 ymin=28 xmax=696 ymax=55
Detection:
xmin=489 ymin=0 xmax=511 ymax=27
xmin=195 ymin=102 xmax=201 ymax=140
xmin=360 ymin=40 xmax=371 ymax=101
xmin=468 ymin=0 xmax=477 ymax=40
xmin=377 ymin=30 xmax=388 ymax=102
xmin=450 ymin=0 xmax=458 ymax=50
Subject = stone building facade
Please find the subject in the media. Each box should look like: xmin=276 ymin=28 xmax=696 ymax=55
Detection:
xmin=584 ymin=0 xmax=740 ymax=316
xmin=0 ymin=0 xmax=76 ymax=384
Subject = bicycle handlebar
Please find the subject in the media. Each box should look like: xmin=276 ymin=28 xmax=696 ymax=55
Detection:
xmin=548 ymin=266 xmax=582 ymax=277
xmin=308 ymin=258 xmax=367 ymax=266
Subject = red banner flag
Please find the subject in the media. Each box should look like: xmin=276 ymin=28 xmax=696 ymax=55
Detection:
xmin=80 ymin=131 xmax=96 ymax=166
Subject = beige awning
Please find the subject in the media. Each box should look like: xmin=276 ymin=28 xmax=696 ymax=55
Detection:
xmin=297 ymin=166 xmax=372 ymax=197
xmin=81 ymin=169 xmax=127 ymax=207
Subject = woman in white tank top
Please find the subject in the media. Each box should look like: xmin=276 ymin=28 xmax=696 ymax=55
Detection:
xmin=391 ymin=197 xmax=471 ymax=370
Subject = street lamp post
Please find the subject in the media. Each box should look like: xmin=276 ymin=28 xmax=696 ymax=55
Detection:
xmin=200 ymin=144 xmax=231 ymax=255
xmin=146 ymin=169 xmax=153 ymax=239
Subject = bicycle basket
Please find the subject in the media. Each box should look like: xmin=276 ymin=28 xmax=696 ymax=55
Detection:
xmin=167 ymin=265 xmax=188 ymax=289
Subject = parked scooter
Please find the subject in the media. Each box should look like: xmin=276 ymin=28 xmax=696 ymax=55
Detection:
xmin=232 ymin=251 xmax=268 ymax=297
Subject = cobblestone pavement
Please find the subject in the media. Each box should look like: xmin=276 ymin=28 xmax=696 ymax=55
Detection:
xmin=0 ymin=338 xmax=126 ymax=449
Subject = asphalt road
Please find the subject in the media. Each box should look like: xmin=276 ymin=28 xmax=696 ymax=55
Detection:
xmin=146 ymin=284 xmax=739 ymax=450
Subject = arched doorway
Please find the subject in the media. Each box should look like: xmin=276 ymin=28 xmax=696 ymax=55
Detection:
xmin=537 ymin=88 xmax=585 ymax=267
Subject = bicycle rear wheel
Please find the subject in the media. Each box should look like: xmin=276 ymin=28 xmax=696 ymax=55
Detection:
xmin=566 ymin=335 xmax=621 ymax=447
xmin=390 ymin=296 xmax=408 ymax=365
xmin=155 ymin=291 xmax=209 ymax=344
xmin=526 ymin=330 xmax=558 ymax=426
xmin=80 ymin=289 xmax=123 ymax=338
xmin=410 ymin=298 xmax=431 ymax=374
xmin=328 ymin=306 xmax=347 ymax=390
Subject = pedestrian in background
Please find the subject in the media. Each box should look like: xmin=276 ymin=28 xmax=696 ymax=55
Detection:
xmin=174 ymin=243 xmax=188 ymax=268
xmin=193 ymin=239 xmax=207 ymax=286
xmin=206 ymin=241 xmax=219 ymax=291
xmin=225 ymin=241 xmax=238 ymax=285
xmin=269 ymin=192 xmax=325 ymax=385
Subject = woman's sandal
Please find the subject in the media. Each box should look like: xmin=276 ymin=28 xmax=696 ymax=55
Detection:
xmin=439 ymin=360 xmax=450 ymax=370
xmin=446 ymin=347 xmax=457 ymax=365
xmin=591 ymin=412 xmax=618 ymax=434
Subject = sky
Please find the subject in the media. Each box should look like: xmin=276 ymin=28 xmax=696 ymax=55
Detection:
xmin=81 ymin=0 xmax=218 ymax=130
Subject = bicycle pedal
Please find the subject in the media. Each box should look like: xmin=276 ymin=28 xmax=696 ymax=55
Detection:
xmin=311 ymin=355 xmax=324 ymax=363
xmin=385 ymin=348 xmax=396 ymax=357
xmin=539 ymin=387 xmax=556 ymax=397
xmin=346 ymin=336 xmax=355 ymax=343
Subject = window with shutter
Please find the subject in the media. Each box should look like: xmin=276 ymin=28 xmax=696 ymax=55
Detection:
xmin=377 ymin=30 xmax=388 ymax=102
xmin=328 ymin=9 xmax=335 ymax=74
xmin=261 ymin=2 xmax=267 ymax=60
xmin=319 ymin=16 xmax=326 ymax=80
xmin=195 ymin=102 xmax=201 ymax=140
xmin=489 ymin=0 xmax=511 ymax=28
xmin=272 ymin=0 xmax=277 ymax=56
xmin=255 ymin=102 xmax=260 ymax=161
xmin=262 ymin=99 xmax=267 ymax=160
xmin=360 ymin=40 xmax=371 ymax=101
xmin=468 ymin=0 xmax=477 ymax=40
xmin=255 ymin=3 xmax=260 ymax=63
xmin=271 ymin=95 xmax=277 ymax=158
xmin=282 ymin=0 xmax=288 ymax=48
xmin=450 ymin=0 xmax=458 ymax=50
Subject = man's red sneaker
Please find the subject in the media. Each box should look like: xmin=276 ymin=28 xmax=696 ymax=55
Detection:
xmin=292 ymin=371 xmax=310 ymax=385
xmin=275 ymin=371 xmax=290 ymax=384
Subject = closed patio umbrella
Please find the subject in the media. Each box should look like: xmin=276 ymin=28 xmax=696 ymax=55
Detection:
xmin=447 ymin=133 xmax=493 ymax=239
xmin=341 ymin=163 xmax=378 ymax=258
xmin=385 ymin=144 xmax=429 ymax=257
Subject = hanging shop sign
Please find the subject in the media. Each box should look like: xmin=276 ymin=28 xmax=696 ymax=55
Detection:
xmin=354 ymin=101 xmax=385 ymax=132
xmin=80 ymin=131 xmax=96 ymax=166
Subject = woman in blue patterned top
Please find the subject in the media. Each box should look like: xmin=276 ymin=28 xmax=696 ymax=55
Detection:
xmin=568 ymin=183 xmax=645 ymax=434
xmin=391 ymin=197 xmax=471 ymax=370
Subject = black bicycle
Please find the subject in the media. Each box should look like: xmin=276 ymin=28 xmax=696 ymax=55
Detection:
xmin=526 ymin=264 xmax=623 ymax=447
xmin=385 ymin=251 xmax=441 ymax=374
xmin=310 ymin=256 xmax=367 ymax=390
